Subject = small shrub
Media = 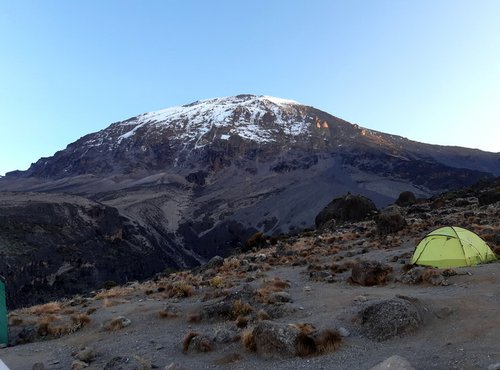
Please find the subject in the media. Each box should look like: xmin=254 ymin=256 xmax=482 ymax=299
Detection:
xmin=159 ymin=310 xmax=178 ymax=319
xmin=296 ymin=333 xmax=317 ymax=357
xmin=235 ymin=315 xmax=248 ymax=328
xmin=257 ymin=309 xmax=270 ymax=321
xmin=241 ymin=328 xmax=256 ymax=351
xmin=209 ymin=276 xmax=224 ymax=288
xmin=315 ymin=329 xmax=342 ymax=353
xmin=186 ymin=312 xmax=201 ymax=323
xmin=231 ymin=300 xmax=252 ymax=319
xmin=8 ymin=315 xmax=23 ymax=326
xmin=167 ymin=282 xmax=194 ymax=298
xmin=71 ymin=313 xmax=91 ymax=329
xmin=86 ymin=307 xmax=97 ymax=315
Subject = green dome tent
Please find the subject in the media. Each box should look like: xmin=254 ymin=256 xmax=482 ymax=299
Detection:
xmin=411 ymin=226 xmax=497 ymax=268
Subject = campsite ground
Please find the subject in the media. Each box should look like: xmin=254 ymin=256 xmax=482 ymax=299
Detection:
xmin=0 ymin=195 xmax=499 ymax=370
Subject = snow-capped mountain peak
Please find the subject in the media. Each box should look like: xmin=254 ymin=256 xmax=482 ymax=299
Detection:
xmin=85 ymin=94 xmax=312 ymax=148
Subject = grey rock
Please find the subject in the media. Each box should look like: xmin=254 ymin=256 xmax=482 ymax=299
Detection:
xmin=359 ymin=298 xmax=423 ymax=341
xmin=71 ymin=360 xmax=89 ymax=369
xmin=164 ymin=364 xmax=183 ymax=370
xmin=187 ymin=334 xmax=213 ymax=353
xmin=395 ymin=191 xmax=417 ymax=207
xmin=351 ymin=260 xmax=392 ymax=286
xmin=488 ymin=363 xmax=500 ymax=370
xmin=103 ymin=356 xmax=151 ymax=370
xmin=338 ymin=327 xmax=350 ymax=337
xmin=375 ymin=207 xmax=407 ymax=235
xmin=32 ymin=364 xmax=45 ymax=370
xmin=399 ymin=267 xmax=425 ymax=284
xmin=74 ymin=347 xmax=96 ymax=363
xmin=213 ymin=327 xmax=238 ymax=343
xmin=253 ymin=321 xmax=300 ymax=358
xmin=369 ymin=355 xmax=415 ymax=370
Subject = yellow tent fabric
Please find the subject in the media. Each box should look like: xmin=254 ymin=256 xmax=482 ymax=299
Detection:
xmin=411 ymin=226 xmax=497 ymax=268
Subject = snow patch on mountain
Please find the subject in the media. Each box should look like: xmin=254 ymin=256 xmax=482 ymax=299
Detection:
xmin=83 ymin=95 xmax=312 ymax=149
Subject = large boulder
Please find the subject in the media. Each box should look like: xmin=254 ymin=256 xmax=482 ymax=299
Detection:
xmin=315 ymin=194 xmax=377 ymax=228
xmin=359 ymin=297 xmax=423 ymax=341
xmin=351 ymin=261 xmax=393 ymax=286
xmin=252 ymin=321 xmax=300 ymax=358
xmin=395 ymin=191 xmax=417 ymax=207
xmin=375 ymin=207 xmax=407 ymax=235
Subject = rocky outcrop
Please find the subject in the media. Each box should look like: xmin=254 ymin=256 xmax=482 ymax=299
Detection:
xmin=315 ymin=194 xmax=378 ymax=228
xmin=0 ymin=192 xmax=199 ymax=309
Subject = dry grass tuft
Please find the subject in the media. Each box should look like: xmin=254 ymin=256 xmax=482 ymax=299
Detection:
xmin=231 ymin=299 xmax=253 ymax=319
xmin=241 ymin=328 xmax=256 ymax=351
xmin=71 ymin=313 xmax=91 ymax=329
xmin=214 ymin=353 xmax=242 ymax=365
xmin=296 ymin=333 xmax=317 ymax=357
xmin=25 ymin=302 xmax=62 ymax=315
xmin=235 ymin=315 xmax=248 ymax=328
xmin=182 ymin=332 xmax=199 ymax=353
xmin=95 ymin=286 xmax=133 ymax=300
xmin=86 ymin=307 xmax=97 ymax=315
xmin=167 ymin=281 xmax=194 ymax=298
xmin=315 ymin=329 xmax=342 ymax=353
xmin=186 ymin=312 xmax=202 ymax=323
xmin=159 ymin=310 xmax=178 ymax=319
xmin=257 ymin=309 xmax=270 ymax=321
xmin=291 ymin=323 xmax=316 ymax=335
xmin=8 ymin=315 xmax=23 ymax=326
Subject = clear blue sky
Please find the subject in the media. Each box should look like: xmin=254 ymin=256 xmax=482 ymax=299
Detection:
xmin=1 ymin=0 xmax=499 ymax=175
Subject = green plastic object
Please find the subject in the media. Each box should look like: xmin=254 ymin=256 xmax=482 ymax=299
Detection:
xmin=0 ymin=280 xmax=7 ymax=345
xmin=411 ymin=226 xmax=497 ymax=268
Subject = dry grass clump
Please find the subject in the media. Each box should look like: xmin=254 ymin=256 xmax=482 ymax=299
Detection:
xmin=8 ymin=314 xmax=23 ymax=326
xmin=94 ymin=286 xmax=133 ymax=300
xmin=218 ymin=258 xmax=241 ymax=275
xmin=315 ymin=329 xmax=342 ymax=353
xmin=166 ymin=281 xmax=194 ymax=298
xmin=257 ymin=309 xmax=270 ymax=321
xmin=159 ymin=310 xmax=178 ymax=319
xmin=291 ymin=322 xmax=316 ymax=335
xmin=202 ymin=288 xmax=230 ymax=302
xmin=103 ymin=317 xmax=130 ymax=331
xmin=241 ymin=328 xmax=256 ymax=351
xmin=231 ymin=299 xmax=253 ymax=319
xmin=71 ymin=313 xmax=91 ymax=328
xmin=214 ymin=353 xmax=242 ymax=365
xmin=296 ymin=333 xmax=317 ymax=357
xmin=36 ymin=312 xmax=91 ymax=338
xmin=235 ymin=315 xmax=249 ymax=328
xmin=186 ymin=312 xmax=202 ymax=323
xmin=209 ymin=275 xmax=224 ymax=288
xmin=23 ymin=302 xmax=62 ymax=315
xmin=86 ymin=307 xmax=97 ymax=315
xmin=102 ymin=297 xmax=122 ymax=308
xmin=256 ymin=277 xmax=291 ymax=303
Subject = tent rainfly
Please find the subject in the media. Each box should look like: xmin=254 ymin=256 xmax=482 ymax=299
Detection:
xmin=411 ymin=226 xmax=497 ymax=268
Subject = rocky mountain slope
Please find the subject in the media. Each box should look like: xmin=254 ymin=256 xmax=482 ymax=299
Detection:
xmin=0 ymin=95 xmax=499 ymax=307
xmin=1 ymin=180 xmax=499 ymax=369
